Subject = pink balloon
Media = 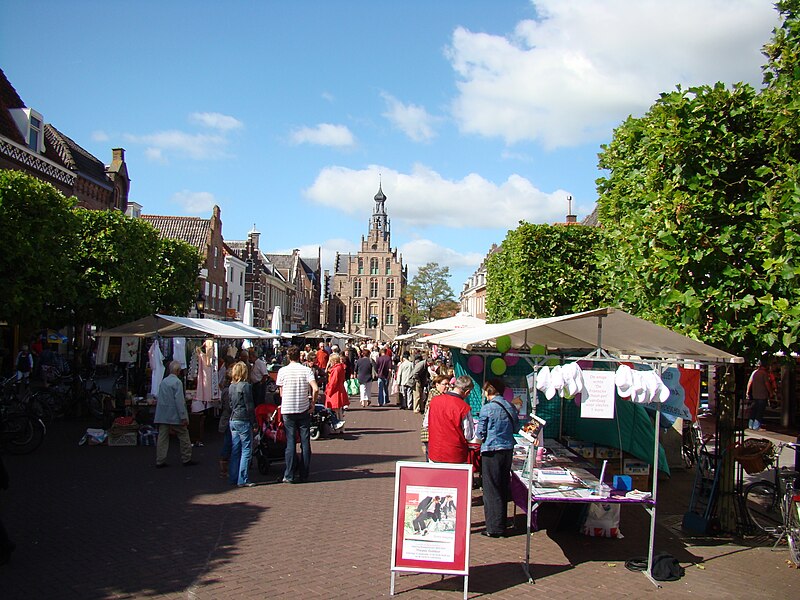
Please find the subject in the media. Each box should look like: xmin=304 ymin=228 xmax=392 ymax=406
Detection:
xmin=503 ymin=388 xmax=514 ymax=401
xmin=467 ymin=355 xmax=484 ymax=374
xmin=504 ymin=352 xmax=519 ymax=367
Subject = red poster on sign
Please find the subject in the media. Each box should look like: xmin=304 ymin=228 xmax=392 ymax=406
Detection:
xmin=390 ymin=461 xmax=472 ymax=575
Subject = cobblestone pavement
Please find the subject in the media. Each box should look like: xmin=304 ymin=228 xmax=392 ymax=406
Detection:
xmin=1 ymin=394 xmax=798 ymax=599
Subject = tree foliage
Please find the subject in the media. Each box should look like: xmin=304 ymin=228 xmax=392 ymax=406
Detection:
xmin=594 ymin=1 xmax=800 ymax=362
xmin=404 ymin=262 xmax=455 ymax=324
xmin=0 ymin=170 xmax=78 ymax=327
xmin=151 ymin=237 xmax=203 ymax=316
xmin=486 ymin=223 xmax=610 ymax=323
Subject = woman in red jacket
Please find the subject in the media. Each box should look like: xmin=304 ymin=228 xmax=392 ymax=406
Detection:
xmin=325 ymin=353 xmax=350 ymax=427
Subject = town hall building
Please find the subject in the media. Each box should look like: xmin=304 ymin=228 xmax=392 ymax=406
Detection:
xmin=322 ymin=185 xmax=407 ymax=340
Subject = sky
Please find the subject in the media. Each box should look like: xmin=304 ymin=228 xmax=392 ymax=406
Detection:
xmin=0 ymin=0 xmax=780 ymax=296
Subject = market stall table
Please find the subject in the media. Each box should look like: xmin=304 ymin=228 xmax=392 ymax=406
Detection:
xmin=510 ymin=439 xmax=655 ymax=584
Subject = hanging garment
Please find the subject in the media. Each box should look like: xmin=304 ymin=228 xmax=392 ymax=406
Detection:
xmin=149 ymin=341 xmax=165 ymax=399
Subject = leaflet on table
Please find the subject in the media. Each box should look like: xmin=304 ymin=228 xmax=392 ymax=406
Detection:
xmin=535 ymin=467 xmax=575 ymax=484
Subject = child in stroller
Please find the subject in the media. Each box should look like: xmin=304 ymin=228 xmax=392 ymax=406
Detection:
xmin=254 ymin=403 xmax=286 ymax=475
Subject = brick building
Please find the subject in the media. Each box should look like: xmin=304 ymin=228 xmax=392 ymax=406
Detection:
xmin=226 ymin=227 xmax=291 ymax=330
xmin=266 ymin=250 xmax=322 ymax=333
xmin=0 ymin=68 xmax=129 ymax=213
xmin=323 ymin=184 xmax=407 ymax=340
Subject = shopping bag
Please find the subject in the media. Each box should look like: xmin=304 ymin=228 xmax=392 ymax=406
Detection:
xmin=391 ymin=375 xmax=399 ymax=396
xmin=581 ymin=503 xmax=623 ymax=538
xmin=346 ymin=377 xmax=359 ymax=396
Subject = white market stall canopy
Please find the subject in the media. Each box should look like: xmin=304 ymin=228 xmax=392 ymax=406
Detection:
xmin=295 ymin=329 xmax=356 ymax=340
xmin=409 ymin=313 xmax=486 ymax=335
xmin=423 ymin=307 xmax=742 ymax=364
xmin=97 ymin=314 xmax=279 ymax=339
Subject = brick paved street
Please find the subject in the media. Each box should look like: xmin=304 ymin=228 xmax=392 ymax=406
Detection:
xmin=1 ymin=395 xmax=798 ymax=599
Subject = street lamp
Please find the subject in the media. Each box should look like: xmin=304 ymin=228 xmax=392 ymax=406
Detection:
xmin=195 ymin=292 xmax=205 ymax=318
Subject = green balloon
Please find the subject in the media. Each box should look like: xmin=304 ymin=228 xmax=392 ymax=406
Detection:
xmin=530 ymin=344 xmax=546 ymax=356
xmin=491 ymin=357 xmax=507 ymax=375
xmin=496 ymin=335 xmax=512 ymax=353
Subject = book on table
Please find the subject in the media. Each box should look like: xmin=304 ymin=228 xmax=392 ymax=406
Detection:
xmin=535 ymin=467 xmax=575 ymax=485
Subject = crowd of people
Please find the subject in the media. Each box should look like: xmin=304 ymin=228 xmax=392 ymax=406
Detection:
xmin=145 ymin=335 xmax=520 ymax=536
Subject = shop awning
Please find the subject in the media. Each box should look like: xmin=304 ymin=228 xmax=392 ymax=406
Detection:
xmin=423 ymin=307 xmax=742 ymax=364
xmin=96 ymin=314 xmax=279 ymax=339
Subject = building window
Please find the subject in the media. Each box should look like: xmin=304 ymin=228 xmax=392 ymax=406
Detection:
xmin=239 ymin=272 xmax=243 ymax=286
xmin=370 ymin=257 xmax=379 ymax=275
xmin=214 ymin=246 xmax=218 ymax=269
xmin=353 ymin=303 xmax=361 ymax=324
xmin=369 ymin=278 xmax=378 ymax=298
xmin=358 ymin=258 xmax=364 ymax=275
xmin=335 ymin=304 xmax=344 ymax=324
xmin=353 ymin=278 xmax=362 ymax=297
xmin=28 ymin=115 xmax=41 ymax=152
xmin=386 ymin=278 xmax=395 ymax=298
xmin=386 ymin=303 xmax=394 ymax=325
xmin=385 ymin=258 xmax=391 ymax=275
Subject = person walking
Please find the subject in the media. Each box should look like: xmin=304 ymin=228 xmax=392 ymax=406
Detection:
xmin=355 ymin=348 xmax=375 ymax=407
xmin=475 ymin=379 xmax=520 ymax=538
xmin=424 ymin=375 xmax=475 ymax=464
xmin=228 ymin=361 xmax=256 ymax=487
xmin=746 ymin=359 xmax=776 ymax=431
xmin=276 ymin=345 xmax=318 ymax=483
xmin=396 ymin=352 xmax=414 ymax=410
xmin=154 ymin=361 xmax=196 ymax=468
xmin=325 ymin=353 xmax=349 ymax=428
xmin=375 ymin=347 xmax=394 ymax=406
xmin=410 ymin=354 xmax=429 ymax=413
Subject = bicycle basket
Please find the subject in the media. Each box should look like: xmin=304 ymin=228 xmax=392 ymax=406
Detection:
xmin=733 ymin=438 xmax=773 ymax=474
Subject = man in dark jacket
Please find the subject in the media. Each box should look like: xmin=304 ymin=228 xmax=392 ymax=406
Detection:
xmin=375 ymin=347 xmax=394 ymax=406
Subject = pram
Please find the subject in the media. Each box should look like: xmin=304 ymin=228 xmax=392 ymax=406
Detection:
xmin=254 ymin=403 xmax=287 ymax=475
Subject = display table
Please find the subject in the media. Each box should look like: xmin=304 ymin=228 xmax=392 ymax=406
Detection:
xmin=512 ymin=439 xmax=657 ymax=586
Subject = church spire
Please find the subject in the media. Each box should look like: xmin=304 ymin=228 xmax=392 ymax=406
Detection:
xmin=370 ymin=182 xmax=390 ymax=241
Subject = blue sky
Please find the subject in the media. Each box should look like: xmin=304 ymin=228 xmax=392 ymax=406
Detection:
xmin=1 ymin=0 xmax=779 ymax=295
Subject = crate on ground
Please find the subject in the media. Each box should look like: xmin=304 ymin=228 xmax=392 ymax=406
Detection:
xmin=108 ymin=420 xmax=139 ymax=447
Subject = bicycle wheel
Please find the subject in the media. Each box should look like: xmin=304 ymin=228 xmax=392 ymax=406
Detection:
xmin=788 ymin=496 xmax=800 ymax=566
xmin=744 ymin=481 xmax=781 ymax=533
xmin=1 ymin=414 xmax=45 ymax=455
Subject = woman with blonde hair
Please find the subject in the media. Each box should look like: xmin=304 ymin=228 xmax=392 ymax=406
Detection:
xmin=228 ymin=361 xmax=256 ymax=487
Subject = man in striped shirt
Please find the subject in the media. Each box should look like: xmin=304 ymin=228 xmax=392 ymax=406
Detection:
xmin=276 ymin=345 xmax=318 ymax=483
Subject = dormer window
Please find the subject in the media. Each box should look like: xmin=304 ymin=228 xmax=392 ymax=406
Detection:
xmin=10 ymin=108 xmax=45 ymax=154
xmin=28 ymin=115 xmax=41 ymax=152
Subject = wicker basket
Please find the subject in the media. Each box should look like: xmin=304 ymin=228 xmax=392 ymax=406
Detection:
xmin=733 ymin=438 xmax=773 ymax=474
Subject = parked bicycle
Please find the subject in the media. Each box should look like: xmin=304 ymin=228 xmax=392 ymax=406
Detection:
xmin=0 ymin=377 xmax=53 ymax=424
xmin=30 ymin=371 xmax=113 ymax=423
xmin=742 ymin=441 xmax=800 ymax=565
xmin=0 ymin=401 xmax=46 ymax=455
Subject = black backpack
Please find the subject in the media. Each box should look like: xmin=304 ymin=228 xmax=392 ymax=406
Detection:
xmin=626 ymin=553 xmax=684 ymax=582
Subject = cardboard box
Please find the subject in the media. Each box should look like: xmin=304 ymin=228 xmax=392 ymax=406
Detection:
xmin=623 ymin=458 xmax=650 ymax=476
xmin=108 ymin=425 xmax=138 ymax=447
xmin=108 ymin=431 xmax=138 ymax=446
xmin=595 ymin=445 xmax=621 ymax=459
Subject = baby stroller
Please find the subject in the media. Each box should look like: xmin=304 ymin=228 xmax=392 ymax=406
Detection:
xmin=254 ymin=403 xmax=287 ymax=475
xmin=311 ymin=403 xmax=345 ymax=440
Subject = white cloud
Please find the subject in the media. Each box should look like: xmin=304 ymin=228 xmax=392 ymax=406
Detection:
xmin=305 ymin=164 xmax=569 ymax=229
xmin=170 ymin=190 xmax=218 ymax=214
xmin=144 ymin=147 xmax=166 ymax=164
xmin=290 ymin=123 xmax=355 ymax=147
xmin=189 ymin=112 xmax=243 ymax=131
xmin=446 ymin=0 xmax=778 ymax=148
xmin=321 ymin=91 xmax=335 ymax=102
xmin=381 ymin=92 xmax=439 ymax=142
xmin=400 ymin=239 xmax=484 ymax=281
xmin=125 ymin=130 xmax=230 ymax=161
xmin=91 ymin=130 xmax=109 ymax=142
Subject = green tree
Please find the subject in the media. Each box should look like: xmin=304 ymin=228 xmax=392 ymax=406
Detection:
xmin=486 ymin=223 xmax=610 ymax=323
xmin=151 ymin=237 xmax=202 ymax=315
xmin=0 ymin=170 xmax=79 ymax=327
xmin=72 ymin=208 xmax=162 ymax=328
xmin=403 ymin=262 xmax=454 ymax=324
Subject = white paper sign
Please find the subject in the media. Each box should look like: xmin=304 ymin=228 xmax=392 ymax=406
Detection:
xmin=581 ymin=370 xmax=616 ymax=419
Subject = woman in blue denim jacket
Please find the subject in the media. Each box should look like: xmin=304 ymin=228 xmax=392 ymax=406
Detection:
xmin=475 ymin=378 xmax=520 ymax=537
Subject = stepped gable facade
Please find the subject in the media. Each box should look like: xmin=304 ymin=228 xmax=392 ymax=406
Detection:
xmin=322 ymin=184 xmax=407 ymax=341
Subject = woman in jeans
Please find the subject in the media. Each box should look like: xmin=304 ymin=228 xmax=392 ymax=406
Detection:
xmin=474 ymin=378 xmax=520 ymax=537
xmin=228 ymin=361 xmax=256 ymax=487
